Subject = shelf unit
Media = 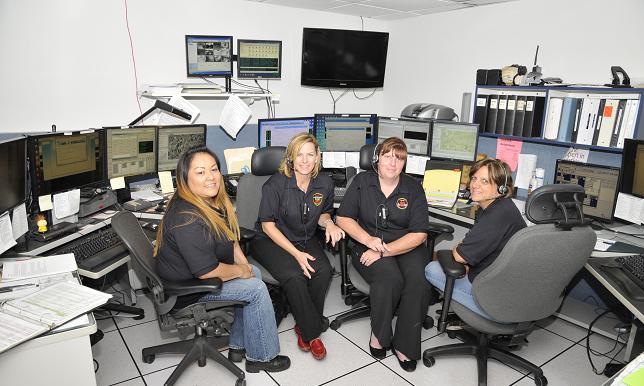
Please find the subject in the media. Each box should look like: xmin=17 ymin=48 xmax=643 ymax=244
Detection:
xmin=474 ymin=85 xmax=644 ymax=154
xmin=138 ymin=84 xmax=276 ymax=101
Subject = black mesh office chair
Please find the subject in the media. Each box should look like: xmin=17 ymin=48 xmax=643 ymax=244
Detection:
xmin=423 ymin=185 xmax=596 ymax=386
xmin=235 ymin=146 xmax=291 ymax=325
xmin=330 ymin=143 xmax=454 ymax=330
xmin=111 ymin=211 xmax=247 ymax=386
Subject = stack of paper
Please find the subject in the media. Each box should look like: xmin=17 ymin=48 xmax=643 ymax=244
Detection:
xmin=423 ymin=168 xmax=462 ymax=208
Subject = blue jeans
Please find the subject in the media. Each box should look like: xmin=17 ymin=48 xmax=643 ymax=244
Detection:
xmin=198 ymin=265 xmax=280 ymax=362
xmin=425 ymin=261 xmax=496 ymax=321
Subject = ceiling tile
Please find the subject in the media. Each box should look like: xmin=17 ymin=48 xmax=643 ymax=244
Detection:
xmin=330 ymin=3 xmax=396 ymax=17
xmin=414 ymin=3 xmax=472 ymax=14
xmin=366 ymin=0 xmax=447 ymax=12
xmin=260 ymin=0 xmax=349 ymax=11
xmin=371 ymin=12 xmax=420 ymax=20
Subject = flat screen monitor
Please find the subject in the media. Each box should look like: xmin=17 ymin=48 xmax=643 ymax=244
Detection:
xmin=185 ymin=35 xmax=233 ymax=77
xmin=29 ymin=131 xmax=105 ymax=198
xmin=314 ymin=114 xmax=377 ymax=152
xmin=554 ymin=160 xmax=620 ymax=222
xmin=157 ymin=125 xmax=207 ymax=172
xmin=430 ymin=121 xmax=479 ymax=162
xmin=301 ymin=28 xmax=389 ymax=88
xmin=0 ymin=137 xmax=27 ymax=214
xmin=237 ymin=39 xmax=282 ymax=79
xmin=258 ymin=117 xmax=314 ymax=148
xmin=105 ymin=127 xmax=157 ymax=179
xmin=377 ymin=117 xmax=431 ymax=155
xmin=620 ymin=138 xmax=644 ymax=198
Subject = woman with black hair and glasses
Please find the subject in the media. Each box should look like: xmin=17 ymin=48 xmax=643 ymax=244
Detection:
xmin=154 ymin=146 xmax=290 ymax=373
xmin=250 ymin=133 xmax=344 ymax=360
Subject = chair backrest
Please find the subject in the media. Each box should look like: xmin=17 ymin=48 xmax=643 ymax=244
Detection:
xmin=111 ymin=211 xmax=175 ymax=315
xmin=472 ymin=185 xmax=596 ymax=323
xmin=359 ymin=143 xmax=376 ymax=171
xmin=236 ymin=146 xmax=285 ymax=229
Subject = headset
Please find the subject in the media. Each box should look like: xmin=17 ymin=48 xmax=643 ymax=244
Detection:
xmin=371 ymin=143 xmax=381 ymax=169
xmin=286 ymin=158 xmax=294 ymax=169
xmin=496 ymin=160 xmax=510 ymax=196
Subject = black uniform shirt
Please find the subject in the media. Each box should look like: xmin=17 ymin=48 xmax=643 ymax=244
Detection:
xmin=156 ymin=198 xmax=235 ymax=282
xmin=456 ymin=197 xmax=526 ymax=281
xmin=256 ymin=172 xmax=334 ymax=242
xmin=337 ymin=170 xmax=429 ymax=243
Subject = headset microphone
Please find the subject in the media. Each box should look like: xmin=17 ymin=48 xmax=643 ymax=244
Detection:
xmin=301 ymin=202 xmax=309 ymax=224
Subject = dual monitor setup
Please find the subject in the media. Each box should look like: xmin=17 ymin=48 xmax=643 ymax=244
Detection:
xmin=0 ymin=125 xmax=207 ymax=217
xmin=258 ymin=115 xmax=480 ymax=163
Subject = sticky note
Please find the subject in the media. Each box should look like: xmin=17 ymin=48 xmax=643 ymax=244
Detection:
xmin=38 ymin=195 xmax=53 ymax=211
xmin=158 ymin=171 xmax=174 ymax=194
xmin=110 ymin=177 xmax=126 ymax=190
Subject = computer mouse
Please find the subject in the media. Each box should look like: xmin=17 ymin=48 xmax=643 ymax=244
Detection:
xmin=154 ymin=204 xmax=165 ymax=212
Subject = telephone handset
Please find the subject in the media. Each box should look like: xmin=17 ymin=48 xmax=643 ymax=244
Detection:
xmin=224 ymin=173 xmax=243 ymax=197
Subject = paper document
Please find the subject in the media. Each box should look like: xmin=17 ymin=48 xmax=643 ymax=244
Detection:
xmin=159 ymin=95 xmax=200 ymax=125
xmin=224 ymin=147 xmax=255 ymax=174
xmin=423 ymin=169 xmax=461 ymax=208
xmin=11 ymin=203 xmax=28 ymax=240
xmin=219 ymin=94 xmax=252 ymax=139
xmin=406 ymin=155 xmax=431 ymax=176
xmin=563 ymin=147 xmax=589 ymax=164
xmin=38 ymin=195 xmax=53 ymax=211
xmin=322 ymin=152 xmax=346 ymax=168
xmin=345 ymin=152 xmax=360 ymax=170
xmin=496 ymin=139 xmax=523 ymax=171
xmin=515 ymin=154 xmax=537 ymax=189
xmin=0 ymin=213 xmax=17 ymax=255
xmin=53 ymin=189 xmax=81 ymax=219
xmin=2 ymin=254 xmax=77 ymax=281
xmin=158 ymin=171 xmax=174 ymax=194
xmin=110 ymin=177 xmax=126 ymax=190
xmin=0 ymin=311 xmax=46 ymax=353
xmin=131 ymin=190 xmax=163 ymax=201
xmin=614 ymin=193 xmax=644 ymax=225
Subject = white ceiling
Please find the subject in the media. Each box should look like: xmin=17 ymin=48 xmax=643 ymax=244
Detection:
xmin=244 ymin=0 xmax=516 ymax=20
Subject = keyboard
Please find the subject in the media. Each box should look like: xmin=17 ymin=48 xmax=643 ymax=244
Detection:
xmin=616 ymin=254 xmax=644 ymax=291
xmin=49 ymin=226 xmax=128 ymax=272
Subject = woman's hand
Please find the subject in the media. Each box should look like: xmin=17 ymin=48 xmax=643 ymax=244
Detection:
xmin=325 ymin=222 xmax=345 ymax=247
xmin=238 ymin=263 xmax=254 ymax=279
xmin=365 ymin=236 xmax=390 ymax=253
xmin=360 ymin=249 xmax=382 ymax=267
xmin=294 ymin=252 xmax=316 ymax=279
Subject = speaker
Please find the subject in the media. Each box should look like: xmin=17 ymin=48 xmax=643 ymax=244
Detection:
xmin=486 ymin=69 xmax=502 ymax=86
xmin=476 ymin=69 xmax=488 ymax=85
xmin=460 ymin=92 xmax=472 ymax=123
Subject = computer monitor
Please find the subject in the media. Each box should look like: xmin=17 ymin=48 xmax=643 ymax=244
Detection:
xmin=0 ymin=137 xmax=27 ymax=214
xmin=620 ymin=138 xmax=644 ymax=198
xmin=377 ymin=117 xmax=431 ymax=155
xmin=28 ymin=131 xmax=105 ymax=198
xmin=258 ymin=117 xmax=314 ymax=148
xmin=553 ymin=159 xmax=620 ymax=222
xmin=237 ymin=39 xmax=282 ymax=79
xmin=185 ymin=35 xmax=233 ymax=77
xmin=314 ymin=114 xmax=377 ymax=152
xmin=105 ymin=127 xmax=157 ymax=180
xmin=429 ymin=121 xmax=479 ymax=162
xmin=157 ymin=125 xmax=207 ymax=172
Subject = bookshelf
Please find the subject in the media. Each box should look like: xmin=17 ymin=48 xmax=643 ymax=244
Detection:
xmin=473 ymin=85 xmax=644 ymax=154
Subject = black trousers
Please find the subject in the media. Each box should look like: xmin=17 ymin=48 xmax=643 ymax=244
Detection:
xmin=249 ymin=234 xmax=332 ymax=341
xmin=351 ymin=243 xmax=431 ymax=360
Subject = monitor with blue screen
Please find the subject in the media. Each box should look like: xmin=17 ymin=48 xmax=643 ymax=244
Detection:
xmin=258 ymin=117 xmax=315 ymax=148
xmin=314 ymin=114 xmax=377 ymax=152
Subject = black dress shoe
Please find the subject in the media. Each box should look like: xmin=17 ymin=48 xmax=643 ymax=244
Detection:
xmin=397 ymin=358 xmax=417 ymax=372
xmin=369 ymin=345 xmax=390 ymax=359
xmin=228 ymin=348 xmax=246 ymax=363
xmin=245 ymin=355 xmax=291 ymax=373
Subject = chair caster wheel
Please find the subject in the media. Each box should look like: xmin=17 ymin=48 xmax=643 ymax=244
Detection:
xmin=423 ymin=356 xmax=435 ymax=367
xmin=143 ymin=354 xmax=155 ymax=364
xmin=198 ymin=358 xmax=206 ymax=367
xmin=330 ymin=319 xmax=340 ymax=330
xmin=345 ymin=297 xmax=355 ymax=306
xmin=423 ymin=316 xmax=434 ymax=329
xmin=447 ymin=331 xmax=456 ymax=339
xmin=534 ymin=375 xmax=547 ymax=386
xmin=235 ymin=379 xmax=246 ymax=386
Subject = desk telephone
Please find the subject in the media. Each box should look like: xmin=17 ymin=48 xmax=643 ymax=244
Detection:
xmin=224 ymin=173 xmax=244 ymax=197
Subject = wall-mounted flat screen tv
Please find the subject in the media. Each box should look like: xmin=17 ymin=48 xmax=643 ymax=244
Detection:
xmin=301 ymin=28 xmax=389 ymax=89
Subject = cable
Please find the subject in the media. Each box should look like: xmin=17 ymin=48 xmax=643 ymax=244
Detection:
xmin=593 ymin=220 xmax=644 ymax=238
xmin=352 ymin=88 xmax=377 ymax=100
xmin=123 ymin=0 xmax=142 ymax=115
xmin=584 ymin=310 xmax=626 ymax=375
xmin=93 ymin=358 xmax=100 ymax=373
xmin=360 ymin=16 xmax=364 ymax=31
xmin=328 ymin=88 xmax=348 ymax=114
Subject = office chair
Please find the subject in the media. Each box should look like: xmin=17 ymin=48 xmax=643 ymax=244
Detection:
xmin=423 ymin=185 xmax=596 ymax=386
xmin=111 ymin=211 xmax=247 ymax=386
xmin=235 ymin=146 xmax=291 ymax=326
xmin=329 ymin=143 xmax=454 ymax=330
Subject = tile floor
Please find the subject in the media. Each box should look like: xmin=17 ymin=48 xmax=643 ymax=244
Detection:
xmin=92 ymin=274 xmax=627 ymax=386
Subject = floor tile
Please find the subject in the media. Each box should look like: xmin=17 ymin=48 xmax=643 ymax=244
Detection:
xmin=113 ymin=377 xmax=146 ymax=386
xmin=268 ymin=327 xmax=376 ymax=386
xmin=115 ymin=293 xmax=158 ymax=330
xmin=537 ymin=316 xmax=590 ymax=342
xmin=143 ymin=361 xmax=277 ymax=386
xmin=92 ymin=330 xmax=141 ymax=386
xmin=325 ymin=275 xmax=354 ymax=318
xmin=324 ymin=361 xmax=411 ymax=385
xmin=507 ymin=327 xmax=578 ymax=369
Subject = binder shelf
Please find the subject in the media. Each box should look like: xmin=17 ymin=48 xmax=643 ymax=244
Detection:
xmin=473 ymin=86 xmax=644 ymax=153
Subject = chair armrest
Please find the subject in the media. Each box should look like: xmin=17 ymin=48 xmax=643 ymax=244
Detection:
xmin=437 ymin=249 xmax=466 ymax=278
xmin=427 ymin=222 xmax=454 ymax=237
xmin=163 ymin=277 xmax=223 ymax=297
xmin=240 ymin=227 xmax=257 ymax=242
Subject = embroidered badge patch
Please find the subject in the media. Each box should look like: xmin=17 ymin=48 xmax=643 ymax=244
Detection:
xmin=396 ymin=197 xmax=408 ymax=209
xmin=313 ymin=192 xmax=323 ymax=206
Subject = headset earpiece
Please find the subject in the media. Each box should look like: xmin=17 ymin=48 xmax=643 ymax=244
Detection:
xmin=371 ymin=144 xmax=380 ymax=167
xmin=496 ymin=162 xmax=509 ymax=196
xmin=286 ymin=158 xmax=294 ymax=169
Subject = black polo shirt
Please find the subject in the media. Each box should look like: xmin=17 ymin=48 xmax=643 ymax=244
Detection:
xmin=256 ymin=172 xmax=334 ymax=242
xmin=337 ymin=171 xmax=429 ymax=243
xmin=456 ymin=197 xmax=526 ymax=281
xmin=156 ymin=198 xmax=235 ymax=282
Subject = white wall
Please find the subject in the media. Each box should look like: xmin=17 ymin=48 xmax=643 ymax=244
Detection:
xmin=0 ymin=0 xmax=388 ymax=132
xmin=384 ymin=0 xmax=644 ymax=119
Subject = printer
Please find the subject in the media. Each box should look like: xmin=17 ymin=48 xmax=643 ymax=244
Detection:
xmin=400 ymin=103 xmax=457 ymax=121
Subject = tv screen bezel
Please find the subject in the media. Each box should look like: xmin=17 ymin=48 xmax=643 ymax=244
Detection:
xmin=185 ymin=35 xmax=234 ymax=78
